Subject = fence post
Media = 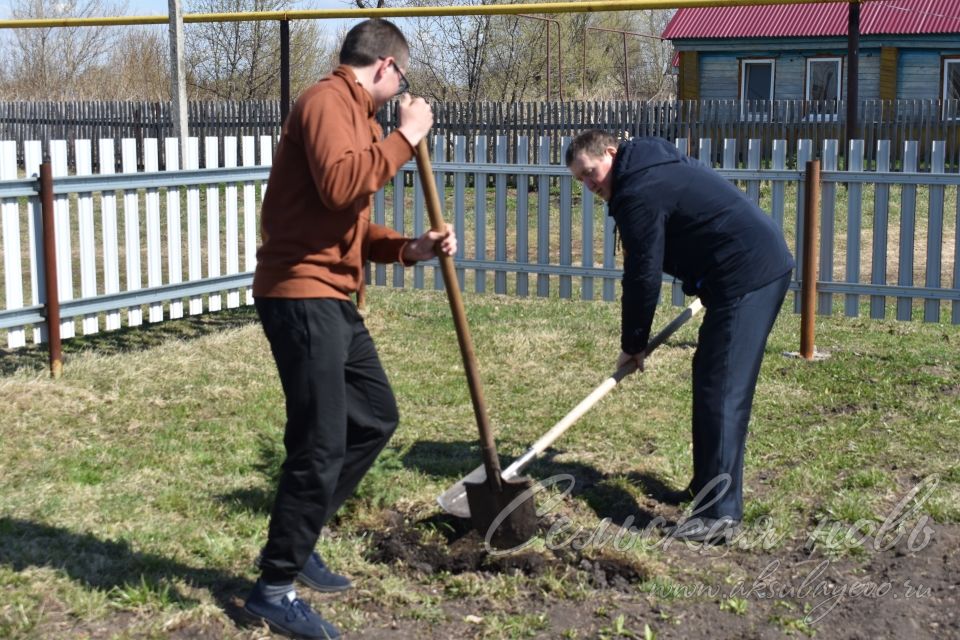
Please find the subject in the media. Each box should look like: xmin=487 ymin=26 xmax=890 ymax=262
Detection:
xmin=280 ymin=19 xmax=290 ymax=125
xmin=800 ymin=159 xmax=820 ymax=360
xmin=39 ymin=159 xmax=62 ymax=378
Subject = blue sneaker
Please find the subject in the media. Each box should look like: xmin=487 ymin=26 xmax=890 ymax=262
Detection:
xmin=257 ymin=551 xmax=353 ymax=593
xmin=298 ymin=552 xmax=352 ymax=593
xmin=244 ymin=582 xmax=340 ymax=639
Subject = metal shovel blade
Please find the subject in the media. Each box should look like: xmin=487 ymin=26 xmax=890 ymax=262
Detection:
xmin=437 ymin=465 xmax=487 ymax=518
xmin=465 ymin=474 xmax=538 ymax=549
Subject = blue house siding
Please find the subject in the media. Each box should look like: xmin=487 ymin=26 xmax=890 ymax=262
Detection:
xmin=899 ymin=51 xmax=938 ymax=99
xmin=776 ymin=54 xmax=804 ymax=98
xmin=859 ymin=54 xmax=880 ymax=98
xmin=699 ymin=54 xmax=739 ymax=100
xmin=697 ymin=50 xmax=881 ymax=101
xmin=674 ymin=34 xmax=960 ymax=102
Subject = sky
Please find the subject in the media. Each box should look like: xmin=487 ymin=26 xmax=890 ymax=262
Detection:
xmin=134 ymin=0 xmax=354 ymax=16
xmin=131 ymin=0 xmax=358 ymax=33
xmin=0 ymin=1 xmax=363 ymax=31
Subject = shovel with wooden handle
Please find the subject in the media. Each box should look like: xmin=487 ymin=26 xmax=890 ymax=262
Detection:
xmin=413 ymin=139 xmax=538 ymax=549
xmin=437 ymin=298 xmax=704 ymax=518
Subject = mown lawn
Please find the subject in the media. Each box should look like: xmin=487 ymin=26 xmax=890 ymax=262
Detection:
xmin=1 ymin=286 xmax=958 ymax=638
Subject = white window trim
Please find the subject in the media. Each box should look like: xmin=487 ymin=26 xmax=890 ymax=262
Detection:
xmin=943 ymin=58 xmax=960 ymax=119
xmin=805 ymin=57 xmax=843 ymax=122
xmin=740 ymin=58 xmax=775 ymax=121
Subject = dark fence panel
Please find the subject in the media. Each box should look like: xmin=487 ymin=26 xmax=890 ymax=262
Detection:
xmin=0 ymin=100 xmax=281 ymax=170
xmin=2 ymin=99 xmax=958 ymax=170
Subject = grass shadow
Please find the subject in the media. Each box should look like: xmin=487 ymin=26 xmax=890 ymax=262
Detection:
xmin=0 ymin=306 xmax=260 ymax=376
xmin=0 ymin=517 xmax=253 ymax=624
xmin=626 ymin=471 xmax=691 ymax=506
xmin=402 ymin=439 xmax=480 ymax=479
xmin=402 ymin=441 xmax=662 ymax=528
xmin=529 ymin=453 xmax=663 ymax=528
xmin=215 ymin=433 xmax=284 ymax=516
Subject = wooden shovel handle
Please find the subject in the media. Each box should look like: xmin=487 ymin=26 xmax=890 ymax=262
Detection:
xmin=414 ymin=139 xmax=503 ymax=491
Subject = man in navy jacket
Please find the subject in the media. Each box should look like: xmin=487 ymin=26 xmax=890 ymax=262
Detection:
xmin=566 ymin=130 xmax=795 ymax=543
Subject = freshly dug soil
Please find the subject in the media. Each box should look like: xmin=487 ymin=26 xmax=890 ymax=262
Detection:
xmin=366 ymin=512 xmax=649 ymax=592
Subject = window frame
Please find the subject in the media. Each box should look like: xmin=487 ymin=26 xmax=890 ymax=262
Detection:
xmin=739 ymin=58 xmax=776 ymax=121
xmin=804 ymin=56 xmax=843 ymax=122
xmin=942 ymin=57 xmax=960 ymax=119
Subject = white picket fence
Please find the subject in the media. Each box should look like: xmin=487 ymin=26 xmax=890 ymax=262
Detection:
xmin=0 ymin=135 xmax=272 ymax=349
xmin=1 ymin=134 xmax=959 ymax=354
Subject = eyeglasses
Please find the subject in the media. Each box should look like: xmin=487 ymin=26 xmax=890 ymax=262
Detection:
xmin=380 ymin=57 xmax=409 ymax=96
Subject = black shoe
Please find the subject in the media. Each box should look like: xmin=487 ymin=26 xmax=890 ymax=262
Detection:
xmin=298 ymin=552 xmax=352 ymax=593
xmin=244 ymin=581 xmax=340 ymax=639
xmin=669 ymin=516 xmax=740 ymax=545
xmin=257 ymin=551 xmax=352 ymax=593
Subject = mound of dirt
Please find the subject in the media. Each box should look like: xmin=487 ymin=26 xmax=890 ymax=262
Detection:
xmin=364 ymin=511 xmax=648 ymax=591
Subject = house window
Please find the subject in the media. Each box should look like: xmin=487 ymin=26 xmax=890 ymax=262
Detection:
xmin=807 ymin=58 xmax=842 ymax=101
xmin=740 ymin=59 xmax=774 ymax=120
xmin=806 ymin=57 xmax=842 ymax=121
xmin=943 ymin=58 xmax=960 ymax=119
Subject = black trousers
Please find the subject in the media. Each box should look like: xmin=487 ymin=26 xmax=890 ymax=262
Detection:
xmin=689 ymin=273 xmax=791 ymax=520
xmin=255 ymin=298 xmax=399 ymax=583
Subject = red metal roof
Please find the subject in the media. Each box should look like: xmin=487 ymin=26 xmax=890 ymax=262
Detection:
xmin=662 ymin=1 xmax=960 ymax=39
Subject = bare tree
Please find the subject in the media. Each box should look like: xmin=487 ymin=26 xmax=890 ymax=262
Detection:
xmin=106 ymin=27 xmax=171 ymax=101
xmin=408 ymin=12 xmax=491 ymax=102
xmin=0 ymin=0 xmax=672 ymax=102
xmin=0 ymin=0 xmax=128 ymax=100
xmin=399 ymin=1 xmax=553 ymax=103
xmin=308 ymin=0 xmax=671 ymax=102
xmin=577 ymin=10 xmax=675 ymax=101
xmin=185 ymin=0 xmax=334 ymax=100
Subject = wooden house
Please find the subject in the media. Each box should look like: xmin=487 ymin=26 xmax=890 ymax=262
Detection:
xmin=664 ymin=0 xmax=960 ymax=116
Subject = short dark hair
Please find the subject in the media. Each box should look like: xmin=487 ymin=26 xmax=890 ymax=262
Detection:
xmin=339 ymin=19 xmax=409 ymax=67
xmin=565 ymin=129 xmax=619 ymax=166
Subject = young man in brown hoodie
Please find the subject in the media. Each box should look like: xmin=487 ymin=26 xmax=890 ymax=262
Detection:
xmin=244 ymin=19 xmax=456 ymax=639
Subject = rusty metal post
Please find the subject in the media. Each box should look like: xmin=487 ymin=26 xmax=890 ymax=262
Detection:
xmin=622 ymin=32 xmax=629 ymax=99
xmin=555 ymin=21 xmax=563 ymax=101
xmin=800 ymin=159 xmax=820 ymax=360
xmin=583 ymin=26 xmax=664 ymax=100
xmin=280 ymin=19 xmax=290 ymax=125
xmin=39 ymin=160 xmax=62 ymax=379
xmin=546 ymin=19 xmax=551 ymax=100
xmin=519 ymin=15 xmax=563 ymax=101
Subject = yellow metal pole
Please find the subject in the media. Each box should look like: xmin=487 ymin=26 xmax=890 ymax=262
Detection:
xmin=0 ymin=0 xmax=861 ymax=30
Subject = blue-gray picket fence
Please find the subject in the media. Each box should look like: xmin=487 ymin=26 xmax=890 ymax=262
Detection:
xmin=0 ymin=134 xmax=957 ymax=351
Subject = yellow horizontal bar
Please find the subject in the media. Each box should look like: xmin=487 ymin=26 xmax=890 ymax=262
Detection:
xmin=0 ymin=0 xmax=857 ymax=29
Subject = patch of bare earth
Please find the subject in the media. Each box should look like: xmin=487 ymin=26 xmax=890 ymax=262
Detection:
xmin=347 ymin=512 xmax=959 ymax=639
xmin=20 ymin=512 xmax=958 ymax=639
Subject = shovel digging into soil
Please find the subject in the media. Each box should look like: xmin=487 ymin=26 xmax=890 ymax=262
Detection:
xmin=414 ymin=140 xmax=538 ymax=549
xmin=437 ymin=298 xmax=704 ymax=519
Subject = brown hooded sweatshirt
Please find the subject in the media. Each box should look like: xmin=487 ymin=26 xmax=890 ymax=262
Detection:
xmin=253 ymin=65 xmax=415 ymax=300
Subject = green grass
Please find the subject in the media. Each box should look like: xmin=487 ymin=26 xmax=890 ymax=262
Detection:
xmin=0 ymin=287 xmax=958 ymax=637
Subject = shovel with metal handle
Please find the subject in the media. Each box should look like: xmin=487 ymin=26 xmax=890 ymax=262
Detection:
xmin=437 ymin=298 xmax=704 ymax=518
xmin=413 ymin=139 xmax=538 ymax=549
